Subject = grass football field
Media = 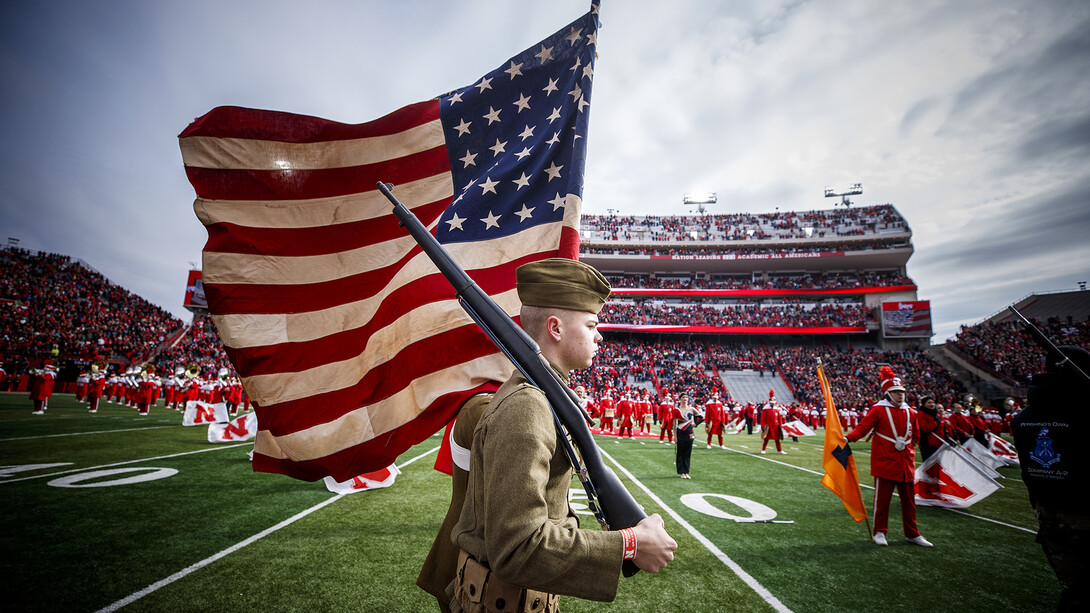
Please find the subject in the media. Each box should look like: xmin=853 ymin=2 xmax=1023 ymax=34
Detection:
xmin=0 ymin=393 xmax=1059 ymax=612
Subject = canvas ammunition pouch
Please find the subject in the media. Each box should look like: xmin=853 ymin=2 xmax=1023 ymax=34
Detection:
xmin=452 ymin=550 xmax=558 ymax=613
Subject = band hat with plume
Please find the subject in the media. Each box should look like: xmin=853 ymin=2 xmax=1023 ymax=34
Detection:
xmin=516 ymin=258 xmax=611 ymax=315
xmin=880 ymin=365 xmax=905 ymax=394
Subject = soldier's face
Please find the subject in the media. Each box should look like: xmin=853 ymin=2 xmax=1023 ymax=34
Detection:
xmin=557 ymin=310 xmax=601 ymax=371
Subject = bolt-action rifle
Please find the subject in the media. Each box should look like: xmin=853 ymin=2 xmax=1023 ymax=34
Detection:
xmin=377 ymin=182 xmax=644 ymax=576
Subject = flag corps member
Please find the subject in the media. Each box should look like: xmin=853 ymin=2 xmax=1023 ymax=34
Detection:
xmin=846 ymin=366 xmax=933 ymax=547
xmin=451 ymin=259 xmax=677 ymax=612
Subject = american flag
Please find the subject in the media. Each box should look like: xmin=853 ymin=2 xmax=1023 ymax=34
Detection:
xmin=178 ymin=4 xmax=600 ymax=481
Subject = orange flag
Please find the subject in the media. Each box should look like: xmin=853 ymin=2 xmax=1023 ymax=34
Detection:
xmin=818 ymin=359 xmax=868 ymax=522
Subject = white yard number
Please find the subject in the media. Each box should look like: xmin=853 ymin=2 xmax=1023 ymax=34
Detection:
xmin=48 ymin=467 xmax=178 ymax=488
xmin=680 ymin=493 xmax=778 ymax=522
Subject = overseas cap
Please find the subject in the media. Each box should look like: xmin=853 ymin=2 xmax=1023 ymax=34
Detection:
xmin=516 ymin=258 xmax=611 ymax=314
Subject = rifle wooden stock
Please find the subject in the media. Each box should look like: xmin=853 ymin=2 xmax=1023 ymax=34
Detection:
xmin=377 ymin=183 xmax=645 ymax=575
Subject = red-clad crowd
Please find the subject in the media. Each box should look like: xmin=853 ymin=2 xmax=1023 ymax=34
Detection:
xmin=777 ymin=345 xmax=967 ymax=412
xmin=600 ymin=301 xmax=871 ymax=328
xmin=606 ymin=270 xmax=913 ymax=290
xmin=570 ymin=338 xmax=968 ymax=429
xmin=154 ymin=316 xmax=234 ymax=380
xmin=581 ymin=237 xmax=910 ymax=257
xmin=0 ymin=248 xmax=184 ymax=363
xmin=948 ymin=316 xmax=1090 ymax=384
xmin=580 ymin=204 xmax=907 ymax=242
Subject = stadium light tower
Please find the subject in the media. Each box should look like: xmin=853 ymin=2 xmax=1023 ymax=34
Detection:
xmin=683 ymin=192 xmax=717 ymax=215
xmin=824 ymin=182 xmax=862 ymax=207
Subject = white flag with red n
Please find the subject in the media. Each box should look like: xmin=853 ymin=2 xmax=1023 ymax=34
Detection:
xmin=915 ymin=443 xmax=1002 ymax=509
xmin=323 ymin=465 xmax=401 ymax=494
xmin=208 ymin=412 xmax=259 ymax=443
xmin=183 ymin=401 xmax=229 ymax=426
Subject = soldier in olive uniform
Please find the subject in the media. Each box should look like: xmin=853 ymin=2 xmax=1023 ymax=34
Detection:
xmin=418 ymin=393 xmax=495 ymax=612
xmin=451 ymin=258 xmax=676 ymax=613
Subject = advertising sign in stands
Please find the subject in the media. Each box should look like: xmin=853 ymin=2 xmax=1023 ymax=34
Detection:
xmin=881 ymin=300 xmax=932 ymax=338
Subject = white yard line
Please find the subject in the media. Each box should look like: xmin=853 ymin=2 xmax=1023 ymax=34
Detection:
xmin=602 ymin=448 xmax=793 ymax=613
xmin=0 ymin=425 xmax=178 ymax=441
xmin=0 ymin=444 xmax=253 ymax=484
xmin=94 ymin=445 xmax=441 ymax=612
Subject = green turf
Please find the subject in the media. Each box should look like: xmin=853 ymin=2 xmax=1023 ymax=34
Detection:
xmin=0 ymin=394 xmax=1060 ymax=612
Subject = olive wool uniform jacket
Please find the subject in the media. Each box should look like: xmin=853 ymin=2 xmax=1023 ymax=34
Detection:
xmin=417 ymin=393 xmax=494 ymax=606
xmin=452 ymin=368 xmax=625 ymax=602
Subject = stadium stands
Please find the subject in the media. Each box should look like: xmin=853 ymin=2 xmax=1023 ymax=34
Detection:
xmin=0 ymin=247 xmax=185 ymax=365
xmin=16 ymin=200 xmax=1077 ymax=417
xmin=946 ymin=314 xmax=1090 ymax=385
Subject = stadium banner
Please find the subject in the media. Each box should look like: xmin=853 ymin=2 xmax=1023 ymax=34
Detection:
xmin=323 ymin=465 xmax=400 ymax=494
xmin=880 ymin=300 xmax=932 ymax=338
xmin=650 ymin=252 xmax=845 ymax=261
xmin=208 ymin=412 xmax=258 ymax=443
xmin=915 ymin=443 xmax=1002 ymax=509
xmin=182 ymin=400 xmax=228 ymax=426
xmin=183 ymin=270 xmax=207 ymax=311
xmin=179 ymin=4 xmax=600 ymax=481
xmin=781 ymin=420 xmax=815 ymax=438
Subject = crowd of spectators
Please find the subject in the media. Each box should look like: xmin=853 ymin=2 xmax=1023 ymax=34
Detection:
xmin=571 ymin=338 xmax=964 ymax=413
xmin=571 ymin=339 xmax=728 ymax=401
xmin=580 ymin=204 xmax=908 ymax=243
xmin=154 ymin=316 xmax=233 ymax=379
xmin=776 ymin=344 xmax=966 ymax=411
xmin=0 ymin=248 xmax=184 ymax=364
xmin=947 ymin=316 xmax=1090 ymax=384
xmin=606 ymin=270 xmax=913 ymax=291
xmin=580 ymin=237 xmax=911 ymax=257
xmin=600 ymin=301 xmax=871 ymax=328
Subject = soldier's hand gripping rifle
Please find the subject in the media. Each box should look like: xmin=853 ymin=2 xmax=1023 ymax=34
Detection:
xmin=1008 ymin=306 xmax=1090 ymax=384
xmin=377 ymin=182 xmax=645 ymax=576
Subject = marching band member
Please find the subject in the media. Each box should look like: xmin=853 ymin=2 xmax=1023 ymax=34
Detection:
xmin=847 ymin=366 xmax=932 ymax=548
xmin=616 ymin=390 xmax=635 ymax=438
xmin=658 ymin=393 xmax=677 ymax=444
xmin=29 ymin=359 xmax=57 ymax=415
xmin=75 ymin=370 xmax=89 ymax=402
xmin=705 ymin=392 xmax=725 ymax=449
xmin=87 ymin=361 xmax=107 ymax=413
xmin=760 ymin=391 xmax=785 ymax=454
xmin=639 ymin=390 xmax=654 ymax=435
xmin=915 ymin=395 xmax=946 ymax=461
xmin=599 ymin=387 xmax=615 ymax=433
xmin=675 ymin=392 xmax=696 ymax=479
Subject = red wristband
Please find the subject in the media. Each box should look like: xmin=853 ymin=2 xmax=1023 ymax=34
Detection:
xmin=620 ymin=527 xmax=637 ymax=560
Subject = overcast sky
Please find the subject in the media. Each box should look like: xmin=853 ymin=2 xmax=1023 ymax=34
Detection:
xmin=2 ymin=0 xmax=1088 ymax=342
